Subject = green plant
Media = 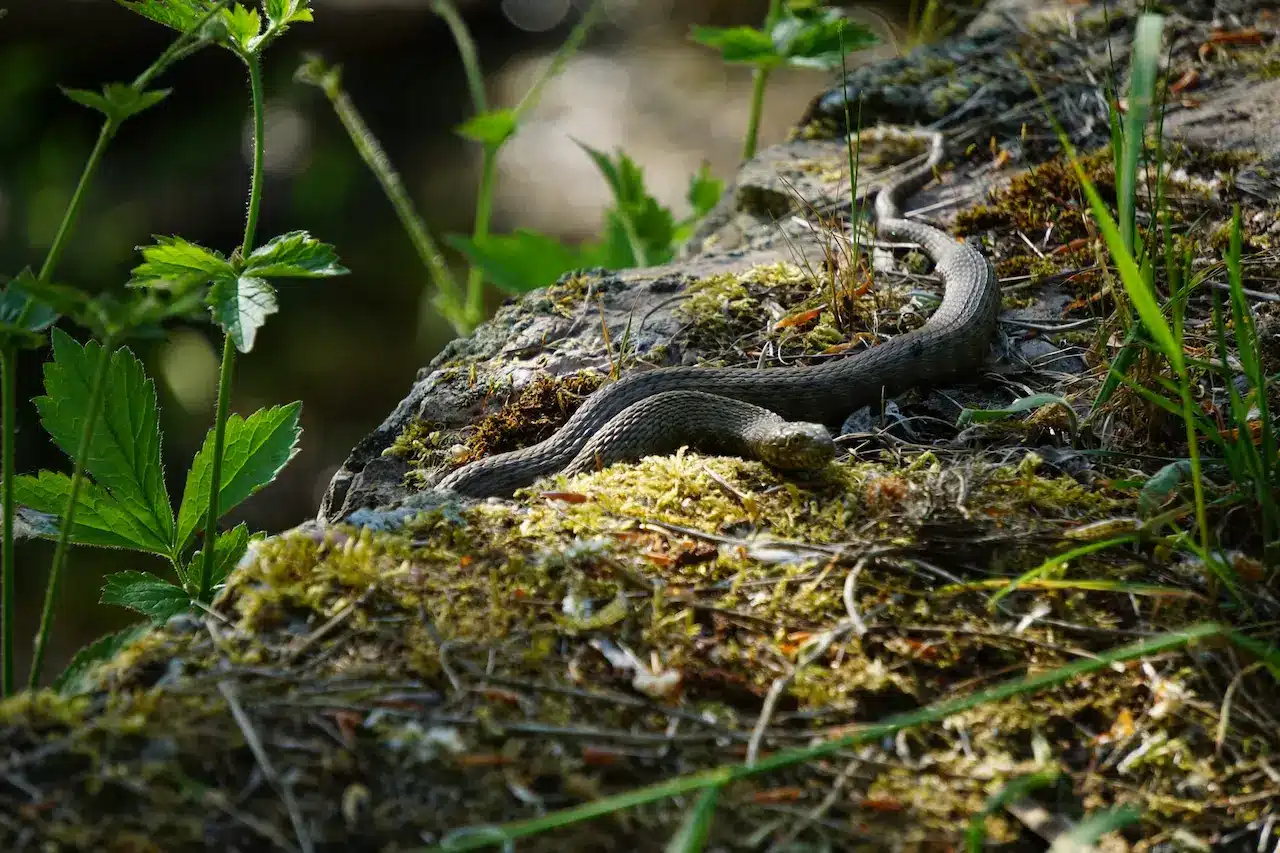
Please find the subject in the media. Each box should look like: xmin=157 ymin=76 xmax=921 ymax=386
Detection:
xmin=297 ymin=1 xmax=610 ymax=333
xmin=1036 ymin=14 xmax=1239 ymax=594
xmin=690 ymin=0 xmax=876 ymax=162
xmin=2 ymin=0 xmax=349 ymax=692
xmin=450 ymin=148 xmax=723 ymax=294
xmin=0 ymin=1 xmax=232 ymax=697
xmin=1037 ymin=11 xmax=1280 ymax=587
xmin=299 ymin=1 xmax=728 ymax=314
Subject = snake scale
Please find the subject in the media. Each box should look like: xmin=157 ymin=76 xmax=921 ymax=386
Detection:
xmin=437 ymin=128 xmax=1001 ymax=497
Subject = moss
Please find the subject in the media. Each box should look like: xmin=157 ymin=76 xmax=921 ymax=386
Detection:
xmin=954 ymin=149 xmax=1113 ymax=242
xmin=676 ymin=262 xmax=912 ymax=362
xmin=454 ymin=371 xmax=605 ymax=465
xmin=0 ymin=435 xmax=1261 ymax=848
xmin=386 ymin=417 xmax=450 ymax=470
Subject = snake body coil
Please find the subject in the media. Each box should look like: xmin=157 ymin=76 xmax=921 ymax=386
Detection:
xmin=437 ymin=129 xmax=1001 ymax=497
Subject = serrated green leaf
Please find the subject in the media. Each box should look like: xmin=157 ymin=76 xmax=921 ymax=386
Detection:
xmin=52 ymin=623 xmax=151 ymax=695
xmin=243 ymin=231 xmax=349 ymax=279
xmin=771 ymin=9 xmax=875 ymax=68
xmin=59 ymin=87 xmax=114 ymax=116
xmin=176 ymin=403 xmax=302 ymax=551
xmin=689 ymin=25 xmax=779 ymax=64
xmin=686 ymin=162 xmax=723 ymax=219
xmin=577 ymin=142 xmax=676 ymax=267
xmin=116 ymin=0 xmax=213 ymax=32
xmin=220 ymin=4 xmax=261 ymax=49
xmin=101 ymin=571 xmax=191 ymax=623
xmin=0 ymin=269 xmax=60 ymax=348
xmin=265 ymin=0 xmax=313 ymax=26
xmin=14 ymin=471 xmax=170 ymax=553
xmin=60 ymin=83 xmax=170 ymax=124
xmin=130 ymin=235 xmax=233 ymax=290
xmin=178 ymin=523 xmax=251 ymax=591
xmin=6 ymin=268 xmax=82 ymax=321
xmin=34 ymin=329 xmax=175 ymax=552
xmin=456 ymin=109 xmax=518 ymax=146
xmin=212 ymin=523 xmax=252 ymax=586
xmin=447 ymin=231 xmax=587 ymax=294
xmin=208 ymin=275 xmax=277 ymax=352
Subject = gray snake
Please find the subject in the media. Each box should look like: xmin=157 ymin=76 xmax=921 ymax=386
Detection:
xmin=437 ymin=128 xmax=1001 ymax=497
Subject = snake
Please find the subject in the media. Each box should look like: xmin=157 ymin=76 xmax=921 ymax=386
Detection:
xmin=436 ymin=128 xmax=1001 ymax=498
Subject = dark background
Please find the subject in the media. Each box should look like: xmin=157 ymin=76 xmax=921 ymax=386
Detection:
xmin=1 ymin=0 xmax=909 ymax=680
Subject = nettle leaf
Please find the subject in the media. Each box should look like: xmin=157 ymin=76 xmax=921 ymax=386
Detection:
xmin=14 ymin=471 xmax=169 ymax=553
xmin=447 ymin=231 xmax=587 ymax=294
xmin=0 ymin=269 xmax=60 ymax=348
xmin=60 ymin=83 xmax=170 ymax=124
xmin=33 ymin=329 xmax=175 ymax=553
xmin=770 ymin=9 xmax=875 ymax=68
xmin=176 ymin=403 xmax=302 ymax=551
xmin=7 ymin=269 xmax=82 ymax=321
xmin=130 ymin=235 xmax=233 ymax=290
xmin=101 ymin=571 xmax=191 ymax=623
xmin=266 ymin=0 xmax=314 ymax=26
xmin=689 ymin=25 xmax=779 ymax=64
xmin=53 ymin=623 xmax=151 ymax=696
xmin=220 ymin=4 xmax=262 ymax=50
xmin=180 ymin=523 xmax=252 ymax=591
xmin=116 ymin=0 xmax=215 ymax=32
xmin=243 ymin=231 xmax=349 ymax=279
xmin=578 ymin=143 xmax=676 ymax=267
xmin=455 ymin=109 xmax=518 ymax=146
xmin=686 ymin=162 xmax=723 ymax=219
xmin=675 ymin=163 xmax=724 ymax=244
xmin=208 ymin=275 xmax=278 ymax=353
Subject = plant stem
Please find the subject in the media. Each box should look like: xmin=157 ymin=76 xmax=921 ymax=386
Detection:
xmin=198 ymin=53 xmax=263 ymax=602
xmin=239 ymin=57 xmax=265 ymax=255
xmin=511 ymin=0 xmax=602 ymax=124
xmin=27 ymin=336 xmax=113 ymax=689
xmin=0 ymin=0 xmax=231 ymax=695
xmin=0 ymin=347 xmax=15 ymax=697
xmin=33 ymin=0 xmax=228 ymax=293
xmin=38 ymin=123 xmax=117 ymax=287
xmin=431 ymin=0 xmax=492 ymax=326
xmin=431 ymin=0 xmax=487 ymax=114
xmin=464 ymin=148 xmax=497 ymax=324
xmin=741 ymin=65 xmax=770 ymax=162
xmin=198 ymin=335 xmax=236 ymax=603
xmin=741 ymin=0 xmax=783 ymax=162
xmin=314 ymin=70 xmax=466 ymax=333
xmin=1178 ymin=377 xmax=1213 ymax=574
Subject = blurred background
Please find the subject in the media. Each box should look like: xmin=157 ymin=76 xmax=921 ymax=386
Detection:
xmin=1 ymin=0 xmax=921 ymax=680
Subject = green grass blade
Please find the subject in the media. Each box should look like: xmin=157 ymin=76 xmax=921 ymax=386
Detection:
xmin=983 ymin=535 xmax=1138 ymax=609
xmin=1119 ymin=14 xmax=1163 ymax=252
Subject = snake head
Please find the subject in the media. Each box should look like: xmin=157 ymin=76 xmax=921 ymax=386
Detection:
xmin=757 ymin=421 xmax=835 ymax=471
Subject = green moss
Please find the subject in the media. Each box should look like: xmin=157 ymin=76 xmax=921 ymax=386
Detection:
xmin=454 ymin=371 xmax=604 ymax=466
xmin=954 ymin=149 xmax=1113 ymax=241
